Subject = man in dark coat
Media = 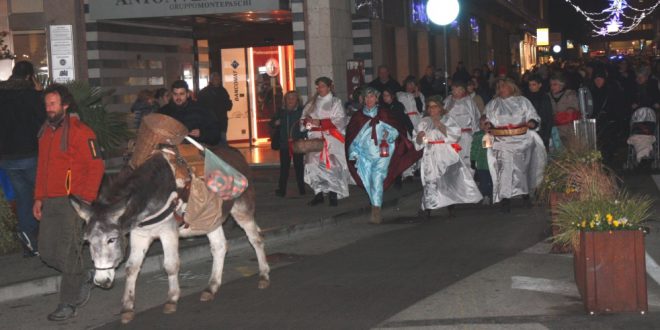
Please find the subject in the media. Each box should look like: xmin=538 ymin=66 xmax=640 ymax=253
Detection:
xmin=368 ymin=65 xmax=403 ymax=93
xmin=345 ymin=87 xmax=422 ymax=224
xmin=0 ymin=61 xmax=45 ymax=257
xmin=525 ymin=74 xmax=554 ymax=150
xmin=588 ymin=69 xmax=625 ymax=164
xmin=197 ymin=72 xmax=233 ymax=145
xmin=159 ymin=80 xmax=222 ymax=146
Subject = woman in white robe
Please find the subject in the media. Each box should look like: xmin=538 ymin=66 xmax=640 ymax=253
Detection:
xmin=301 ymin=77 xmax=351 ymax=206
xmin=484 ymin=78 xmax=547 ymax=212
xmin=444 ymin=80 xmax=481 ymax=166
xmin=397 ymin=77 xmax=426 ymax=178
xmin=414 ymin=96 xmax=482 ymax=216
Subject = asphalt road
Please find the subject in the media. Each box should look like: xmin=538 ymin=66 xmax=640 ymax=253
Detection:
xmin=98 ymin=203 xmax=548 ymax=329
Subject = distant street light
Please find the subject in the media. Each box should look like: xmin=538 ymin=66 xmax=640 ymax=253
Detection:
xmin=552 ymin=45 xmax=562 ymax=53
xmin=427 ymin=0 xmax=460 ymax=97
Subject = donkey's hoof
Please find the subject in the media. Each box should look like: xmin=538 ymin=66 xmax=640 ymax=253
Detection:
xmin=163 ymin=302 xmax=177 ymax=314
xmin=120 ymin=310 xmax=135 ymax=324
xmin=200 ymin=290 xmax=215 ymax=302
xmin=258 ymin=276 xmax=270 ymax=289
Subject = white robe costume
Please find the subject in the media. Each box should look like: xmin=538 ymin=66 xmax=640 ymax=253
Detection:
xmin=414 ymin=116 xmax=482 ymax=210
xmin=444 ymin=95 xmax=481 ymax=165
xmin=301 ymin=93 xmax=351 ymax=198
xmin=397 ymin=91 xmax=425 ymax=178
xmin=484 ymin=95 xmax=547 ymax=203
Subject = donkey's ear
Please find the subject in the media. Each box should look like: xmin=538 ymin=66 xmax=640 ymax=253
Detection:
xmin=69 ymin=195 xmax=93 ymax=223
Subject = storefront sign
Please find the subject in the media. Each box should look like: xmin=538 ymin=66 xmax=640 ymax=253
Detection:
xmin=89 ymin=0 xmax=284 ymax=20
xmin=536 ymin=28 xmax=549 ymax=46
xmin=49 ymin=25 xmax=75 ymax=83
xmin=221 ymin=48 xmax=250 ymax=143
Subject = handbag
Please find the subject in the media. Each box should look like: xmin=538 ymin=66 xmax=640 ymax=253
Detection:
xmin=292 ymin=138 xmax=324 ymax=153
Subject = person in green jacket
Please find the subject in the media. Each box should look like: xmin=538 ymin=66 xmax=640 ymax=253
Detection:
xmin=470 ymin=115 xmax=492 ymax=205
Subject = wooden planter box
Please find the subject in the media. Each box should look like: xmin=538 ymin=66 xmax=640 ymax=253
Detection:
xmin=549 ymin=192 xmax=572 ymax=253
xmin=573 ymin=230 xmax=647 ymax=314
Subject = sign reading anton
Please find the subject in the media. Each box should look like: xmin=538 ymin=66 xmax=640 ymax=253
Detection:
xmin=88 ymin=0 xmax=284 ymax=20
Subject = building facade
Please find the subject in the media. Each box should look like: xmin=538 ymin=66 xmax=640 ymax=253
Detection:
xmin=0 ymin=0 xmax=546 ymax=146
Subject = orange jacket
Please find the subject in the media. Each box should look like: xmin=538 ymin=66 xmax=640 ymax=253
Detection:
xmin=34 ymin=116 xmax=104 ymax=202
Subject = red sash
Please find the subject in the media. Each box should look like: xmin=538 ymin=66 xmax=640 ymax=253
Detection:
xmin=427 ymin=140 xmax=462 ymax=153
xmin=309 ymin=119 xmax=346 ymax=169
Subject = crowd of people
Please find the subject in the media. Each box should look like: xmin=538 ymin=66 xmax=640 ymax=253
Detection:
xmin=273 ymin=56 xmax=659 ymax=223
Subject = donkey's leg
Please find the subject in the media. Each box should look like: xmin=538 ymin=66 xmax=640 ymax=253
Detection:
xmin=160 ymin=226 xmax=180 ymax=314
xmin=231 ymin=206 xmax=270 ymax=289
xmin=200 ymin=224 xmax=227 ymax=302
xmin=121 ymin=232 xmax=154 ymax=324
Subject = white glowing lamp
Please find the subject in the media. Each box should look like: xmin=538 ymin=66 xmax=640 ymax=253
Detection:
xmin=426 ymin=0 xmax=460 ymax=26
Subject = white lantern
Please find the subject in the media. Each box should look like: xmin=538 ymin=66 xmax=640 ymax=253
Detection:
xmin=426 ymin=0 xmax=460 ymax=26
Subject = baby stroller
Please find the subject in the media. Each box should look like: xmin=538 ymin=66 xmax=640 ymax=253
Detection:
xmin=624 ymin=107 xmax=659 ymax=170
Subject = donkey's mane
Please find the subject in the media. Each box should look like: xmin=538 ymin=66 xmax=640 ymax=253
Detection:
xmin=98 ymin=153 xmax=177 ymax=227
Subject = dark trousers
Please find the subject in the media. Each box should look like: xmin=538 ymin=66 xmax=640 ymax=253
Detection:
xmin=38 ymin=197 xmax=86 ymax=305
xmin=279 ymin=147 xmax=305 ymax=194
xmin=0 ymin=157 xmax=39 ymax=242
xmin=475 ymin=169 xmax=493 ymax=198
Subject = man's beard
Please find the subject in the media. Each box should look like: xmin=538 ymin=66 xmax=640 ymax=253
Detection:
xmin=47 ymin=112 xmax=65 ymax=125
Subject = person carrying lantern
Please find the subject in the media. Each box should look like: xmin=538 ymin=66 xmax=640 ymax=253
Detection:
xmin=414 ymin=95 xmax=482 ymax=218
xmin=345 ymin=87 xmax=422 ymax=224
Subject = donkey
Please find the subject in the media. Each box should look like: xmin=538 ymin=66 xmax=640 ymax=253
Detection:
xmin=70 ymin=146 xmax=270 ymax=324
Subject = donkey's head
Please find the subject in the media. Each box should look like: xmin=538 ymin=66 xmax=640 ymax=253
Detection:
xmin=71 ymin=196 xmax=128 ymax=289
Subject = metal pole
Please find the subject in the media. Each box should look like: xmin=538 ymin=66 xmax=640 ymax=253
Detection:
xmin=444 ymin=25 xmax=449 ymax=97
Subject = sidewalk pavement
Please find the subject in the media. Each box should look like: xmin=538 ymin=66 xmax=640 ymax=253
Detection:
xmin=0 ymin=165 xmax=422 ymax=303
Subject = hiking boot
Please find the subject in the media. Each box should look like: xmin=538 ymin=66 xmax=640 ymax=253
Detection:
xmin=75 ymin=270 xmax=95 ymax=307
xmin=308 ymin=193 xmax=324 ymax=206
xmin=47 ymin=304 xmax=77 ymax=321
xmin=328 ymin=192 xmax=338 ymax=207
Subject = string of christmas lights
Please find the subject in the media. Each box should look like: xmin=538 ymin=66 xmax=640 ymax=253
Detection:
xmin=563 ymin=0 xmax=659 ymax=36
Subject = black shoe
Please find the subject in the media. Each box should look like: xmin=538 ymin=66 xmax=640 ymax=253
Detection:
xmin=308 ymin=193 xmax=324 ymax=206
xmin=522 ymin=195 xmax=533 ymax=208
xmin=418 ymin=209 xmax=431 ymax=221
xmin=47 ymin=304 xmax=77 ymax=321
xmin=275 ymin=189 xmax=285 ymax=197
xmin=17 ymin=231 xmax=38 ymax=256
xmin=328 ymin=192 xmax=338 ymax=207
xmin=75 ymin=270 xmax=95 ymax=307
xmin=447 ymin=205 xmax=456 ymax=217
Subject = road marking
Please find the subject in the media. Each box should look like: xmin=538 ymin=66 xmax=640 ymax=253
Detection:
xmin=652 ymin=175 xmax=660 ymax=191
xmin=646 ymin=252 xmax=660 ymax=287
xmin=511 ymin=276 xmax=579 ymax=297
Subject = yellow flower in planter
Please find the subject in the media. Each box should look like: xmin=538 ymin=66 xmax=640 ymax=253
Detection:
xmin=613 ymin=220 xmax=620 ymax=228
xmin=590 ymin=221 xmax=595 ymax=229
xmin=606 ymin=213 xmax=613 ymax=223
xmin=581 ymin=220 xmax=587 ymax=228
xmin=594 ymin=213 xmax=601 ymax=221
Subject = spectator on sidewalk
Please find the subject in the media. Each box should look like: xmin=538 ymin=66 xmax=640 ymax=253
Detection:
xmin=452 ymin=61 xmax=471 ymax=85
xmin=419 ymin=65 xmax=441 ymax=98
xmin=301 ymin=77 xmax=351 ymax=206
xmin=346 ymin=87 xmax=421 ymax=224
xmin=154 ymin=87 xmax=172 ymax=109
xmin=631 ymin=66 xmax=660 ymax=112
xmin=271 ymin=91 xmax=306 ymax=197
xmin=368 ymin=65 xmax=402 ymax=93
xmin=589 ymin=69 xmax=625 ymax=164
xmin=525 ymin=75 xmax=554 ymax=150
xmin=548 ymin=73 xmax=580 ymax=145
xmin=33 ymin=84 xmax=104 ymax=321
xmin=159 ymin=80 xmax=222 ymax=146
xmin=467 ymin=79 xmax=485 ymax=115
xmin=414 ymin=95 xmax=481 ymax=218
xmin=130 ymin=89 xmax=158 ymax=129
xmin=197 ymin=72 xmax=233 ymax=146
xmin=0 ymin=61 xmax=45 ymax=257
xmin=470 ymin=115 xmax=493 ymax=205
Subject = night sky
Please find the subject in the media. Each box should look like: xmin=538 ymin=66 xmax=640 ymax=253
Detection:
xmin=548 ymin=0 xmax=598 ymax=43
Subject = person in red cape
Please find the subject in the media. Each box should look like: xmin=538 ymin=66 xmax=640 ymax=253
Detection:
xmin=345 ymin=87 xmax=422 ymax=224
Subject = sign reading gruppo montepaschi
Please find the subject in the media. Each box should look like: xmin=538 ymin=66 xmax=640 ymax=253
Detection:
xmin=88 ymin=0 xmax=284 ymax=20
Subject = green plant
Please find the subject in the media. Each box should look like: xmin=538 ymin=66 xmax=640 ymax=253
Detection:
xmin=64 ymin=81 xmax=134 ymax=152
xmin=0 ymin=190 xmax=20 ymax=254
xmin=552 ymin=192 xmax=653 ymax=249
xmin=0 ymin=31 xmax=16 ymax=60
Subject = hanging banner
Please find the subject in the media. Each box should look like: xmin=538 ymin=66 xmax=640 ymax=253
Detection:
xmin=536 ymin=28 xmax=549 ymax=46
xmin=49 ymin=25 xmax=75 ymax=83
xmin=89 ymin=0 xmax=284 ymax=20
xmin=222 ymin=48 xmax=250 ymax=143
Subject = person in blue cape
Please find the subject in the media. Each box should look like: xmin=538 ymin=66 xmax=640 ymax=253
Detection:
xmin=346 ymin=87 xmax=422 ymax=224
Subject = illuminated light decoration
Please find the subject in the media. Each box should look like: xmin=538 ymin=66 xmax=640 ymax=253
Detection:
xmin=553 ymin=45 xmax=562 ymax=53
xmin=581 ymin=44 xmax=589 ymax=53
xmin=537 ymin=28 xmax=549 ymax=46
xmin=564 ymin=0 xmax=659 ymax=36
